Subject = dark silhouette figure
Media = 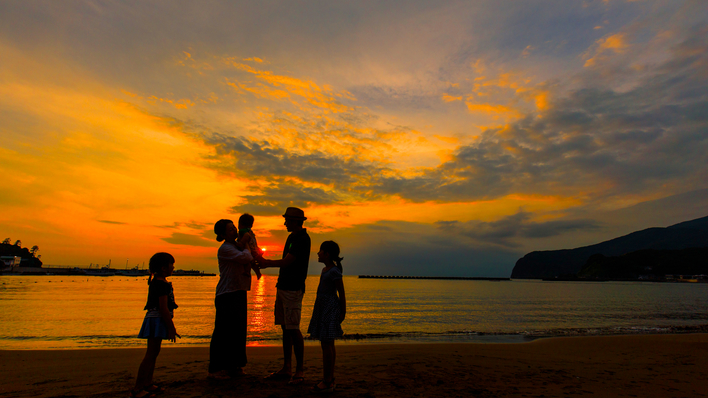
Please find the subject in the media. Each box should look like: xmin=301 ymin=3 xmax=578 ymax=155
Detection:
xmin=208 ymin=219 xmax=255 ymax=380
xmin=260 ymin=207 xmax=311 ymax=385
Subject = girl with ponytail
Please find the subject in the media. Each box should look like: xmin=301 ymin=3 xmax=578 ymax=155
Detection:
xmin=307 ymin=241 xmax=346 ymax=393
xmin=131 ymin=252 xmax=179 ymax=397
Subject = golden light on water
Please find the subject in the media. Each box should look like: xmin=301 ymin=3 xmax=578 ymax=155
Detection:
xmin=247 ymin=275 xmax=271 ymax=346
xmin=2 ymin=275 xmax=708 ymax=349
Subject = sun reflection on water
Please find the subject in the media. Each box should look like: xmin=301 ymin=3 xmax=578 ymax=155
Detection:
xmin=247 ymin=274 xmax=270 ymax=345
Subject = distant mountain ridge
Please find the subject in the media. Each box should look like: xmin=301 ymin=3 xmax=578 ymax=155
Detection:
xmin=510 ymin=215 xmax=708 ymax=279
xmin=577 ymin=247 xmax=708 ymax=280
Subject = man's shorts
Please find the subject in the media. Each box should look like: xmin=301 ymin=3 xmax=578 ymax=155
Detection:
xmin=274 ymin=288 xmax=304 ymax=330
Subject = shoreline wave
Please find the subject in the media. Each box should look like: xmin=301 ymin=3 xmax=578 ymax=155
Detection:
xmin=3 ymin=324 xmax=707 ymax=350
xmin=333 ymin=323 xmax=708 ymax=341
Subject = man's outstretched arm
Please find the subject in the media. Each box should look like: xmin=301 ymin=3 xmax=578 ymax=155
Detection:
xmin=260 ymin=253 xmax=296 ymax=268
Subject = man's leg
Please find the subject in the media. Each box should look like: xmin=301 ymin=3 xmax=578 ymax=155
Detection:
xmin=291 ymin=328 xmax=304 ymax=378
xmin=284 ymin=289 xmax=305 ymax=379
xmin=270 ymin=288 xmax=292 ymax=376
xmin=281 ymin=325 xmax=293 ymax=374
xmin=271 ymin=289 xmax=304 ymax=379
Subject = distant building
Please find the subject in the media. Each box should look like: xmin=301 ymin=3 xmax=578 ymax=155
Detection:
xmin=1 ymin=256 xmax=21 ymax=268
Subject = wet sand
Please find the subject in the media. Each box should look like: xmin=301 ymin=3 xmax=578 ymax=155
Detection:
xmin=1 ymin=334 xmax=707 ymax=397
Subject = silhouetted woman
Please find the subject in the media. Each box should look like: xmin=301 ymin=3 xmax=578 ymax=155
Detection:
xmin=208 ymin=219 xmax=254 ymax=379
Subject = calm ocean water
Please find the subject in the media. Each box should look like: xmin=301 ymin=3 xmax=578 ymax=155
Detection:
xmin=1 ymin=275 xmax=707 ymax=349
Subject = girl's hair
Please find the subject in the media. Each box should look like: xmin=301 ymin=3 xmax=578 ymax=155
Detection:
xmin=320 ymin=240 xmax=343 ymax=272
xmin=213 ymin=219 xmax=234 ymax=242
xmin=147 ymin=252 xmax=175 ymax=285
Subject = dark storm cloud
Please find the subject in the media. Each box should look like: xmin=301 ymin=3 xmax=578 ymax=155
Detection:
xmin=204 ymin=133 xmax=376 ymax=185
xmin=197 ymin=131 xmax=386 ymax=211
xmin=435 ymin=213 xmax=601 ymax=248
xmin=230 ymin=183 xmax=341 ymax=216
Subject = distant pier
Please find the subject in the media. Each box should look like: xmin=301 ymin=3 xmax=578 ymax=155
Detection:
xmin=358 ymin=275 xmax=510 ymax=281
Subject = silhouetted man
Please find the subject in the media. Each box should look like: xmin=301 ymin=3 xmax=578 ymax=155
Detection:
xmin=260 ymin=207 xmax=311 ymax=384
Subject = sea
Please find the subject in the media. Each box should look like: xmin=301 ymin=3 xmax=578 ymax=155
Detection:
xmin=1 ymin=275 xmax=707 ymax=350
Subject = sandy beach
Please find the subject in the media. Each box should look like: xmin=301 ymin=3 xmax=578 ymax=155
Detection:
xmin=1 ymin=334 xmax=707 ymax=398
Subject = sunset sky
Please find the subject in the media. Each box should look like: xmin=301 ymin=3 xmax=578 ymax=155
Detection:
xmin=1 ymin=1 xmax=706 ymax=276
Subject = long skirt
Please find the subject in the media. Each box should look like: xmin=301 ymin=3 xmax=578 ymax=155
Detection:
xmin=209 ymin=290 xmax=247 ymax=373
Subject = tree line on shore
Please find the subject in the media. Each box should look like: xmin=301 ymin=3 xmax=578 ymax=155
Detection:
xmin=0 ymin=238 xmax=43 ymax=267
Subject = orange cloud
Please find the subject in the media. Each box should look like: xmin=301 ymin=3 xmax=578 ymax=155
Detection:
xmin=147 ymin=96 xmax=195 ymax=109
xmin=442 ymin=94 xmax=463 ymax=102
xmin=177 ymin=50 xmax=214 ymax=72
xmin=521 ymin=45 xmax=534 ymax=58
xmin=226 ymin=80 xmax=291 ymax=100
xmin=465 ymin=103 xmax=521 ymax=119
xmin=460 ymin=66 xmax=547 ymax=122
xmin=120 ymin=90 xmax=197 ymax=109
xmin=600 ymin=33 xmax=629 ymax=51
xmin=471 ymin=59 xmax=485 ymax=74
xmin=584 ymin=33 xmax=629 ymax=67
xmin=516 ymin=87 xmax=551 ymax=111
xmin=226 ymin=61 xmax=352 ymax=113
xmin=533 ymin=91 xmax=549 ymax=111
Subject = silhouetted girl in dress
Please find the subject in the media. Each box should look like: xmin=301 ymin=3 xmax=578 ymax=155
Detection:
xmin=307 ymin=241 xmax=346 ymax=393
xmin=130 ymin=252 xmax=179 ymax=398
